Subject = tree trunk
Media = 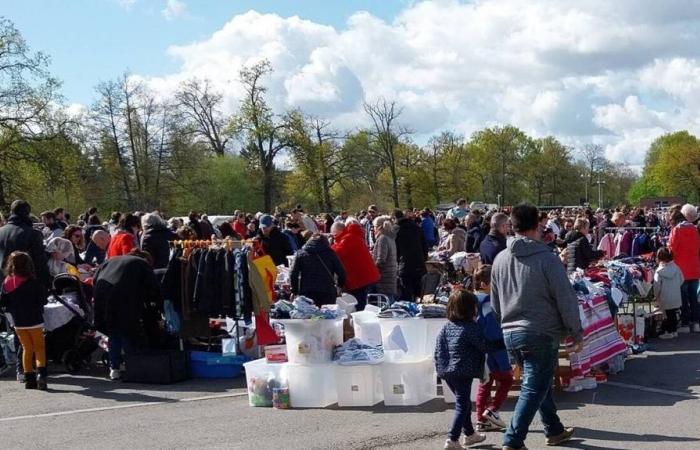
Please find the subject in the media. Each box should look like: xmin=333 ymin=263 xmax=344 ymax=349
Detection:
xmin=405 ymin=182 xmax=414 ymax=209
xmin=389 ymin=164 xmax=400 ymax=208
xmin=263 ymin=164 xmax=274 ymax=212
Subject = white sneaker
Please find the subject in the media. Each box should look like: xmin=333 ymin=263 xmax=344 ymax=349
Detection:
xmin=482 ymin=409 xmax=507 ymax=429
xmin=109 ymin=369 xmax=121 ymax=380
xmin=658 ymin=332 xmax=675 ymax=339
xmin=462 ymin=433 xmax=487 ymax=447
xmin=678 ymin=326 xmax=690 ymax=334
xmin=444 ymin=439 xmax=465 ymax=450
xmin=693 ymin=324 xmax=700 ymax=332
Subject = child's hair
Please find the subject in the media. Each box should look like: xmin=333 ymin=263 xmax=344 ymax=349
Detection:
xmin=657 ymin=247 xmax=673 ymax=263
xmin=447 ymin=289 xmax=477 ymax=322
xmin=4 ymin=251 xmax=36 ymax=278
xmin=474 ymin=264 xmax=492 ymax=289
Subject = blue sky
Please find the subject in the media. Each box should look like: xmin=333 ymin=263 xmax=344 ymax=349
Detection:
xmin=4 ymin=0 xmax=406 ymax=104
xmin=5 ymin=0 xmax=700 ymax=166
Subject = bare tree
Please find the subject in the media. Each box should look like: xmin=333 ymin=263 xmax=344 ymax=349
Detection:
xmin=175 ymin=79 xmax=230 ymax=156
xmin=363 ymin=98 xmax=411 ymax=207
xmin=235 ymin=60 xmax=288 ymax=211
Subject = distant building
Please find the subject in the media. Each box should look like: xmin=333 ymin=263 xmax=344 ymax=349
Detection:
xmin=640 ymin=196 xmax=686 ymax=208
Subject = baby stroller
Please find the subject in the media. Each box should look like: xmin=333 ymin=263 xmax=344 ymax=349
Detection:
xmin=44 ymin=274 xmax=99 ymax=373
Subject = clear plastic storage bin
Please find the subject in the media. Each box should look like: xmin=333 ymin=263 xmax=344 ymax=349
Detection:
xmin=380 ymin=358 xmax=435 ymax=406
xmin=424 ymin=318 xmax=448 ymax=356
xmin=379 ymin=318 xmax=429 ymax=362
xmin=352 ymin=310 xmax=382 ymax=347
xmin=275 ymin=318 xmax=345 ymax=364
xmin=287 ymin=363 xmax=338 ymax=408
xmin=335 ymin=364 xmax=384 ymax=407
xmin=243 ymin=358 xmax=288 ymax=407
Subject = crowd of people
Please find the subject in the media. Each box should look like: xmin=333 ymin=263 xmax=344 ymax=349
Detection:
xmin=0 ymin=196 xmax=698 ymax=450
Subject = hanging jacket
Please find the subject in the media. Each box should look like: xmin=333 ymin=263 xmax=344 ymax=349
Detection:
xmin=373 ymin=230 xmax=398 ymax=296
xmin=290 ymin=235 xmax=346 ymax=297
xmin=476 ymin=293 xmax=511 ymax=373
xmin=597 ymin=233 xmax=615 ymax=259
xmin=395 ymin=218 xmax=427 ymax=277
xmin=0 ymin=276 xmax=47 ymax=328
xmin=332 ymin=223 xmax=380 ymax=291
xmin=614 ymin=229 xmax=633 ymax=257
xmin=668 ymin=222 xmax=700 ymax=280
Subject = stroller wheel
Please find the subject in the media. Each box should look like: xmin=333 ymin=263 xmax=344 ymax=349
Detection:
xmin=62 ymin=350 xmax=82 ymax=373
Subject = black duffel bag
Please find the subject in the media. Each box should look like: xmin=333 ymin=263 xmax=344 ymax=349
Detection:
xmin=123 ymin=349 xmax=189 ymax=384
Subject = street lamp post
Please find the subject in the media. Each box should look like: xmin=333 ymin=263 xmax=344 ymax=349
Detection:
xmin=594 ymin=173 xmax=606 ymax=208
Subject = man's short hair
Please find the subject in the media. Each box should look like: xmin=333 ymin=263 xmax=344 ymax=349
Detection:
xmin=456 ymin=198 xmax=466 ymax=206
xmin=491 ymin=212 xmax=509 ymax=228
xmin=510 ymin=204 xmax=539 ymax=233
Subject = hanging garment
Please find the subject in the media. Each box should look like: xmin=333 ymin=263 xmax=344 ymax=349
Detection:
xmin=597 ymin=233 xmax=615 ymax=259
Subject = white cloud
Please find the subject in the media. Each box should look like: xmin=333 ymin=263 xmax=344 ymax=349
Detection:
xmin=162 ymin=0 xmax=186 ymax=21
xmin=139 ymin=0 xmax=700 ymax=165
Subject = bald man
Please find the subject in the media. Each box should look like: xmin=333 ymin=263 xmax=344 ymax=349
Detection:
xmin=85 ymin=229 xmax=111 ymax=266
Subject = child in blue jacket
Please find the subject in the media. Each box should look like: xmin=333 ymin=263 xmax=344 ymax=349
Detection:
xmin=474 ymin=264 xmax=514 ymax=432
xmin=435 ymin=290 xmax=487 ymax=449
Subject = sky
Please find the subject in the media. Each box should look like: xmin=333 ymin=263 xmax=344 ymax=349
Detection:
xmin=6 ymin=0 xmax=700 ymax=167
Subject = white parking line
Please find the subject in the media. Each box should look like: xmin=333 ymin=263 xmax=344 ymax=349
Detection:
xmin=0 ymin=392 xmax=248 ymax=423
xmin=604 ymin=381 xmax=697 ymax=399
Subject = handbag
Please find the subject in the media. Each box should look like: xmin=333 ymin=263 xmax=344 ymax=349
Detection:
xmin=316 ymin=254 xmax=342 ymax=297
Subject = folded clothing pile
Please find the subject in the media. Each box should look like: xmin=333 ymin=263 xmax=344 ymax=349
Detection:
xmin=377 ymin=301 xmax=420 ymax=318
xmin=271 ymin=296 xmax=344 ymax=320
xmin=332 ymin=338 xmax=384 ymax=365
xmin=417 ymin=303 xmax=447 ymax=318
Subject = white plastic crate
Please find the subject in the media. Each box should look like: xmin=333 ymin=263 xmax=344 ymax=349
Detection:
xmin=287 ymin=363 xmax=338 ymax=408
xmin=380 ymin=358 xmax=435 ymax=406
xmin=378 ymin=318 xmax=429 ymax=362
xmin=243 ymin=358 xmax=288 ymax=407
xmin=275 ymin=318 xmax=345 ymax=364
xmin=335 ymin=364 xmax=383 ymax=407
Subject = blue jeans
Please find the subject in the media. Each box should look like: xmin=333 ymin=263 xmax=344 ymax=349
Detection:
xmin=108 ymin=335 xmax=134 ymax=370
xmin=679 ymin=279 xmax=699 ymax=326
xmin=442 ymin=374 xmax=475 ymax=441
xmin=503 ymin=331 xmax=564 ymax=449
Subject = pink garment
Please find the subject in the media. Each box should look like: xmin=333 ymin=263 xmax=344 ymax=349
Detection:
xmin=597 ymin=233 xmax=615 ymax=259
xmin=614 ymin=230 xmax=633 ymax=256
xmin=2 ymin=275 xmax=27 ymax=294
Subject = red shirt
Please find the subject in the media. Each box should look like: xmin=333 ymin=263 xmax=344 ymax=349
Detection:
xmin=107 ymin=231 xmax=136 ymax=259
xmin=232 ymin=221 xmax=247 ymax=239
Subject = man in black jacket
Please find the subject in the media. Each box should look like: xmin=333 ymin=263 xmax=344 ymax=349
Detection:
xmin=480 ymin=212 xmax=509 ymax=265
xmin=258 ymin=215 xmax=293 ymax=266
xmin=0 ymin=200 xmax=49 ymax=287
xmin=393 ymin=209 xmax=427 ymax=301
xmin=93 ymin=250 xmax=162 ymax=380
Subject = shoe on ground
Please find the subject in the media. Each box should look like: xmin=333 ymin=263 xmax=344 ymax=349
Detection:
xmin=678 ymin=326 xmax=690 ymax=334
xmin=482 ymin=409 xmax=507 ymax=429
xmin=109 ymin=369 xmax=121 ymax=380
xmin=476 ymin=421 xmax=501 ymax=432
xmin=17 ymin=372 xmax=25 ymax=383
xmin=444 ymin=439 xmax=465 ymax=450
xmin=693 ymin=324 xmax=700 ymax=332
xmin=462 ymin=432 xmax=487 ymax=447
xmin=24 ymin=373 xmax=37 ymax=390
xmin=659 ymin=332 xmax=676 ymax=339
xmin=37 ymin=368 xmax=48 ymax=391
xmin=546 ymin=427 xmax=575 ymax=446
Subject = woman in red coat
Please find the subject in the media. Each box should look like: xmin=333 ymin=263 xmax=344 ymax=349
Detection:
xmin=107 ymin=213 xmax=141 ymax=259
xmin=331 ymin=222 xmax=380 ymax=310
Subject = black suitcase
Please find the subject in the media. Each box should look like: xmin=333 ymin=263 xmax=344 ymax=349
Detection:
xmin=123 ymin=349 xmax=189 ymax=384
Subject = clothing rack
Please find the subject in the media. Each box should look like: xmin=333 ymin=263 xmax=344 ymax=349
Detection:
xmin=603 ymin=227 xmax=663 ymax=231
